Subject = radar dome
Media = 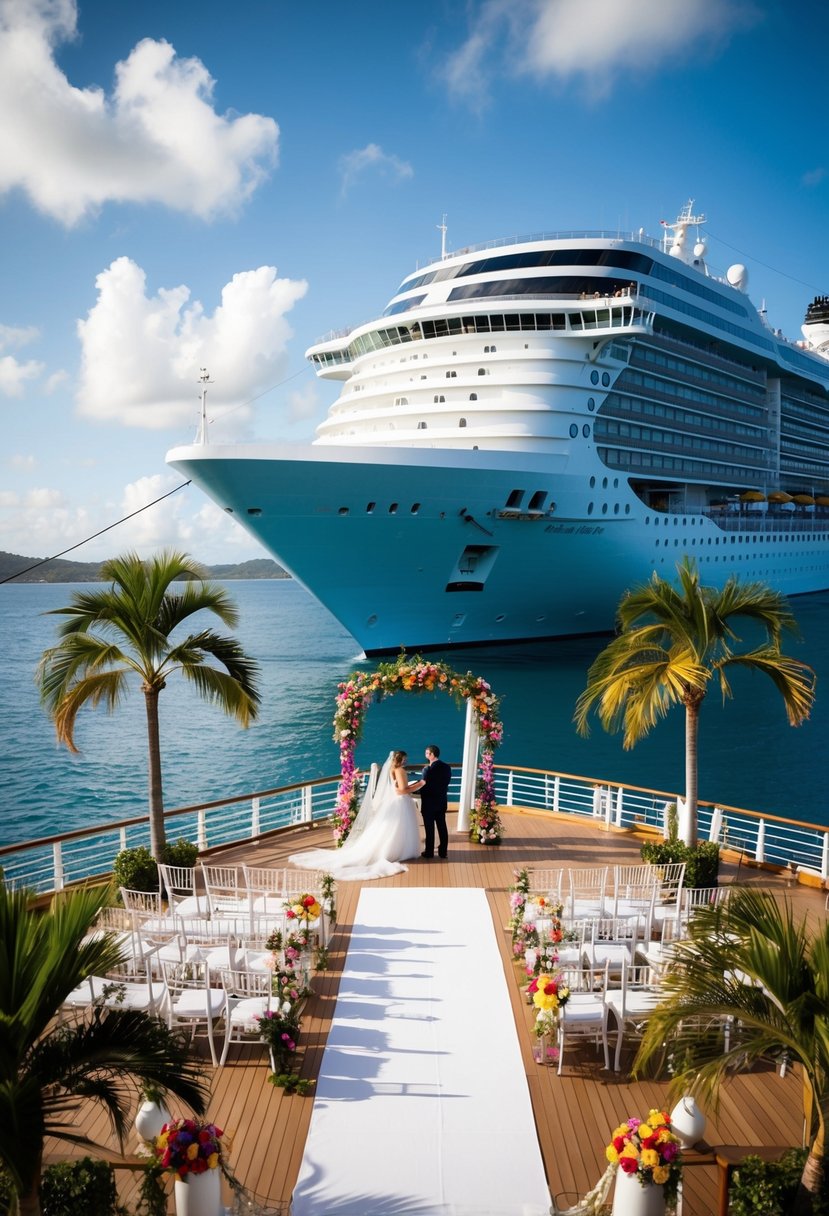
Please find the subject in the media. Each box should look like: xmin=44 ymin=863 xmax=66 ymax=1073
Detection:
xmin=727 ymin=263 xmax=748 ymax=291
xmin=693 ymin=241 xmax=707 ymax=258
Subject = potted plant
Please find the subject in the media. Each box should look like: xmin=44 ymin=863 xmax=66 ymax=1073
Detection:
xmin=605 ymin=1109 xmax=682 ymax=1215
xmin=153 ymin=1118 xmax=226 ymax=1216
xmin=134 ymin=1082 xmax=171 ymax=1145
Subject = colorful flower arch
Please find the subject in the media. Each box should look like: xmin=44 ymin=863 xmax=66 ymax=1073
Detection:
xmin=332 ymin=653 xmax=503 ymax=846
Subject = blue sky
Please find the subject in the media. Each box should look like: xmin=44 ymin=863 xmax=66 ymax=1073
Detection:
xmin=2 ymin=0 xmax=828 ymax=565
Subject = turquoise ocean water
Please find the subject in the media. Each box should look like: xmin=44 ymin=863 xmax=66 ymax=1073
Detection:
xmin=2 ymin=579 xmax=828 ymax=847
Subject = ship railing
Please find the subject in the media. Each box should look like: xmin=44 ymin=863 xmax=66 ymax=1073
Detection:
xmin=2 ymin=766 xmax=828 ymax=896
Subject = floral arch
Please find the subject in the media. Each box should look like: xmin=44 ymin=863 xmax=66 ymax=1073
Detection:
xmin=332 ymin=653 xmax=504 ymax=846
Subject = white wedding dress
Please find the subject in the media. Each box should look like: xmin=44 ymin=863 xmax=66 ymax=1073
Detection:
xmin=289 ymin=753 xmax=422 ymax=880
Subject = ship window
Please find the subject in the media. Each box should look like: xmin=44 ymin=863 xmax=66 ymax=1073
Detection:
xmin=569 ymin=423 xmax=578 ymax=438
xmin=433 ymin=395 xmax=445 ymax=403
xmin=529 ymin=491 xmax=547 ymax=510
xmin=338 ymin=507 xmax=349 ymax=516
xmin=614 ymin=503 xmax=620 ymax=514
xmin=625 ymin=504 xmax=631 ymax=514
xmin=588 ymin=397 xmax=596 ymax=411
xmin=478 ymin=368 xmax=486 ymax=375
xmin=602 ymin=372 xmax=610 ymax=386
xmin=446 ymin=370 xmax=457 ymax=378
xmin=506 ymin=489 xmax=524 ymax=508
xmin=602 ymin=477 xmax=608 ymax=489
xmin=411 ymin=503 xmax=421 ymax=514
xmin=469 ymin=392 xmax=477 ymax=400
xmin=601 ymin=503 xmax=608 ymax=515
xmin=587 ymin=502 xmax=594 ymax=515
xmin=590 ymin=370 xmax=599 ymax=385
xmin=224 ymin=507 xmax=234 ymax=514
xmin=389 ymin=503 xmax=399 ymax=514
xmin=495 ymin=613 xmax=506 ymax=622
xmin=247 ymin=508 xmax=262 ymax=516
xmin=366 ymin=502 xmax=375 ymax=513
xmin=589 ymin=476 xmax=596 ymax=488
xmin=582 ymin=425 xmax=590 ymax=437
xmin=459 ymin=418 xmax=467 ymax=427
xmin=394 ymin=396 xmax=408 ymax=405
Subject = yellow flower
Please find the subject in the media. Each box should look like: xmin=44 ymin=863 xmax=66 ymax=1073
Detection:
xmin=186 ymin=1143 xmax=199 ymax=1160
xmin=640 ymin=1149 xmax=659 ymax=1170
xmin=605 ymin=1146 xmax=619 ymax=1163
xmin=652 ymin=1166 xmax=670 ymax=1185
xmin=207 ymin=1153 xmax=219 ymax=1170
xmin=620 ymin=1144 xmax=639 ymax=1162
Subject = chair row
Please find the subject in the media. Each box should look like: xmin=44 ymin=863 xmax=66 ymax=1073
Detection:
xmin=63 ymin=959 xmax=293 ymax=1068
xmin=527 ymin=863 xmax=686 ymax=927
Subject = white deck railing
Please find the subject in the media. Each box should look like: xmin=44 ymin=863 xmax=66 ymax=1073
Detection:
xmin=1 ymin=765 xmax=826 ymax=895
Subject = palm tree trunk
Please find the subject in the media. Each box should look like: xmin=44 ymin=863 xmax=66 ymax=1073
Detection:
xmin=143 ymin=686 xmax=167 ymax=860
xmin=683 ymin=700 xmax=700 ymax=846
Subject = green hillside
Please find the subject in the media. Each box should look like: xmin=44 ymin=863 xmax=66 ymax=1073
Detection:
xmin=0 ymin=551 xmax=288 ymax=584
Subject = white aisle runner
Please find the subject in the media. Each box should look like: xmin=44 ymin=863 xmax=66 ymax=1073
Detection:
xmin=291 ymin=887 xmax=550 ymax=1216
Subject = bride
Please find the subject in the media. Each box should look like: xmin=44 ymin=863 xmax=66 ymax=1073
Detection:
xmin=289 ymin=750 xmax=422 ymax=880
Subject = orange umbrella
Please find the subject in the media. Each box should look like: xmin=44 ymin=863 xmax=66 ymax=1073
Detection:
xmin=793 ymin=494 xmax=815 ymax=505
xmin=767 ymin=491 xmax=792 ymax=503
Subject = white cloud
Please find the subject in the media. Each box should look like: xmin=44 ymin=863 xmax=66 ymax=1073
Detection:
xmin=443 ymin=0 xmax=759 ymax=104
xmin=0 ymin=322 xmax=39 ymax=348
xmin=25 ymin=486 xmax=62 ymax=508
xmin=0 ymin=0 xmax=279 ymax=224
xmin=339 ymin=143 xmax=414 ymax=196
xmin=10 ymin=453 xmax=36 ymax=470
xmin=287 ymin=380 xmax=321 ymax=423
xmin=0 ymin=353 xmax=43 ymax=396
xmin=44 ymin=368 xmax=69 ymax=393
xmin=76 ymin=257 xmax=308 ymax=430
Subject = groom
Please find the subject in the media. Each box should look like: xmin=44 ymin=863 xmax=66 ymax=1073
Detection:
xmin=411 ymin=744 xmax=452 ymax=859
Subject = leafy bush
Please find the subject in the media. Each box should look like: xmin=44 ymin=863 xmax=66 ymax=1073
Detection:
xmin=0 ymin=1168 xmax=12 ymax=1216
xmin=112 ymin=846 xmax=158 ymax=894
xmin=163 ymin=838 xmax=198 ymax=868
xmin=639 ymin=839 xmax=720 ymax=888
xmin=41 ymin=1157 xmax=122 ymax=1216
xmin=730 ymin=1148 xmax=829 ymax=1216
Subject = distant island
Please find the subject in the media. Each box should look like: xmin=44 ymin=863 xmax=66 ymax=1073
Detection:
xmin=0 ymin=550 xmax=289 ymax=584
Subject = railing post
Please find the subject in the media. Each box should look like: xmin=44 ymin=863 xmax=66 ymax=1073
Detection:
xmin=755 ymin=819 xmax=766 ymax=865
xmin=506 ymin=770 xmax=514 ymax=806
xmin=53 ymin=841 xmax=64 ymax=891
xmin=251 ymin=796 xmax=261 ymax=838
xmin=119 ymin=827 xmax=127 ymax=852
xmin=614 ymin=787 xmax=624 ymax=828
xmin=552 ymin=776 xmax=560 ymax=814
xmin=302 ymin=784 xmax=313 ymax=823
xmin=821 ymin=831 xmax=829 ymax=881
xmin=604 ymin=788 xmax=613 ymax=827
xmin=197 ymin=809 xmax=208 ymax=852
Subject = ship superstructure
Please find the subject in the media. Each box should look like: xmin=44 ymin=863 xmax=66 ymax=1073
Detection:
xmin=168 ymin=203 xmax=829 ymax=653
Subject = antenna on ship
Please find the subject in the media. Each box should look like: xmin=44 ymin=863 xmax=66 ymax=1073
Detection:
xmin=437 ymin=215 xmax=448 ymax=260
xmin=197 ymin=368 xmax=213 ymax=445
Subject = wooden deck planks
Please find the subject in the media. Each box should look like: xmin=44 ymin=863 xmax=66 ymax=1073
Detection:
xmin=43 ymin=808 xmax=826 ymax=1214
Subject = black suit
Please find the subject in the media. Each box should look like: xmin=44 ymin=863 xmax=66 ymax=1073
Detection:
xmin=419 ymin=759 xmax=451 ymax=857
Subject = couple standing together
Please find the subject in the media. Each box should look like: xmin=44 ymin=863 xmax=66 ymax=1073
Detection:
xmin=290 ymin=746 xmax=451 ymax=881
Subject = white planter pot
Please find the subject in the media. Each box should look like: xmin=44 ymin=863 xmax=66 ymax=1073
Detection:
xmin=174 ymin=1167 xmax=223 ymax=1216
xmin=134 ymin=1099 xmax=171 ymax=1143
xmin=611 ymin=1168 xmax=666 ymax=1216
xmin=670 ymin=1094 xmax=706 ymax=1148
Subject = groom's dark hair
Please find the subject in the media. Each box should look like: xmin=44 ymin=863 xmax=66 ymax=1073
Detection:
xmin=427 ymin=744 xmax=440 ymax=757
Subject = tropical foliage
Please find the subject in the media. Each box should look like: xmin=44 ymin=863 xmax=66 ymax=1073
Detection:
xmin=635 ymin=888 xmax=829 ymax=1213
xmin=37 ymin=550 xmax=260 ymax=858
xmin=574 ymin=558 xmax=815 ymax=844
xmin=332 ymin=652 xmax=503 ymax=844
xmin=0 ymin=882 xmax=207 ymax=1216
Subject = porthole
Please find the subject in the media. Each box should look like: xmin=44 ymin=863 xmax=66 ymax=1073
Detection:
xmin=625 ymin=504 xmax=630 ymax=514
xmin=587 ymin=397 xmax=596 ymax=411
xmin=495 ymin=613 xmax=506 ymax=622
xmin=582 ymin=424 xmax=590 ymax=437
xmin=389 ymin=503 xmax=398 ymax=514
xmin=590 ymin=370 xmax=599 ymax=385
xmin=459 ymin=418 xmax=467 ymax=427
xmin=247 ymin=507 xmax=262 ymax=516
xmin=602 ymin=477 xmax=608 ymax=489
xmin=366 ymin=502 xmax=375 ymax=513
xmin=614 ymin=503 xmax=619 ymax=514
xmin=601 ymin=372 xmax=610 ymax=386
xmin=601 ymin=503 xmax=608 ymax=515
xmin=587 ymin=503 xmax=594 ymax=515
xmin=613 ymin=478 xmax=619 ymax=488
xmin=338 ymin=507 xmax=349 ymax=516
xmin=589 ymin=476 xmax=596 ymax=488
xmin=411 ymin=503 xmax=421 ymax=514
xmin=569 ymin=423 xmax=578 ymax=438
xmin=469 ymin=392 xmax=478 ymax=400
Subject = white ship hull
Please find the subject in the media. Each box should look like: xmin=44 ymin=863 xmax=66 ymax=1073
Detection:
xmin=168 ymin=440 xmax=829 ymax=653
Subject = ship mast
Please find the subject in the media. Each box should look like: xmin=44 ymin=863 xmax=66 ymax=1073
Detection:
xmin=437 ymin=215 xmax=447 ymax=260
xmin=197 ymin=368 xmax=212 ymax=444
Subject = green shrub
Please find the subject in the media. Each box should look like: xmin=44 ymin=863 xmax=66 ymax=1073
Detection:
xmin=640 ymin=839 xmax=720 ymax=888
xmin=730 ymin=1148 xmax=829 ymax=1216
xmin=112 ymin=846 xmax=158 ymax=894
xmin=41 ymin=1157 xmax=122 ymax=1216
xmin=0 ymin=1167 xmax=12 ymax=1216
xmin=163 ymin=838 xmax=199 ymax=868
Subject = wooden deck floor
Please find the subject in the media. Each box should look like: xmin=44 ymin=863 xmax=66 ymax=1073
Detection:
xmin=50 ymin=809 xmax=825 ymax=1214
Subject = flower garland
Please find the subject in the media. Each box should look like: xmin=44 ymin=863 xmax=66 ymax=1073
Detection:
xmin=331 ymin=652 xmax=504 ymax=845
xmin=605 ymin=1110 xmax=682 ymax=1202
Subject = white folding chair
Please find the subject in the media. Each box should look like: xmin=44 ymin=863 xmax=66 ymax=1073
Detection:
xmin=216 ymin=968 xmax=273 ymax=1066
xmin=680 ymin=884 xmax=732 ymax=929
xmin=651 ymin=862 xmax=687 ymax=930
xmin=200 ymin=863 xmax=252 ymax=919
xmin=157 ymin=864 xmax=209 ymax=920
xmin=604 ymin=962 xmax=663 ymax=1072
xmin=159 ymin=959 xmax=224 ymax=1066
xmin=581 ymin=916 xmax=641 ymax=976
xmin=565 ymin=867 xmax=608 ymax=921
xmin=526 ymin=868 xmax=564 ymax=901
xmin=556 ymin=963 xmax=610 ymax=1074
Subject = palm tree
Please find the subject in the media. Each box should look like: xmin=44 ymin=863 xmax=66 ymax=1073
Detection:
xmin=0 ymin=882 xmax=208 ymax=1216
xmin=635 ymin=888 xmax=829 ymax=1213
xmin=37 ymin=551 xmax=261 ymax=858
xmin=573 ymin=558 xmax=815 ymax=844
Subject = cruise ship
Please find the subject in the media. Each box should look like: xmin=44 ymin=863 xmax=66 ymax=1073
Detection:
xmin=167 ymin=203 xmax=829 ymax=654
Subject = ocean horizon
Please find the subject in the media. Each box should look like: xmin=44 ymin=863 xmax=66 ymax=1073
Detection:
xmin=2 ymin=578 xmax=828 ymax=848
